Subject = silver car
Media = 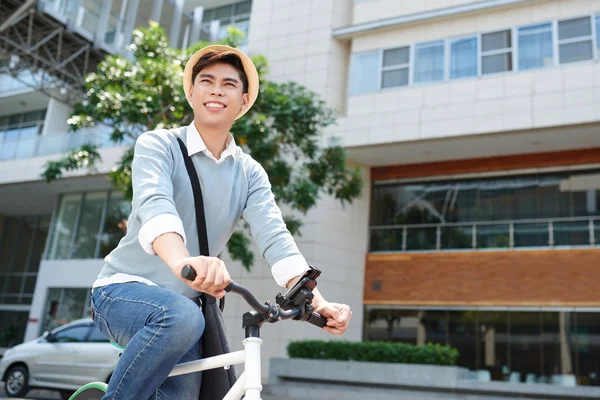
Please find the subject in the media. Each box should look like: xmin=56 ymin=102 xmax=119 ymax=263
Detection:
xmin=0 ymin=318 xmax=119 ymax=399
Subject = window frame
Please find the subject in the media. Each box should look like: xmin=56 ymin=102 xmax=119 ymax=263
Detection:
xmin=347 ymin=12 xmax=600 ymax=96
xmin=595 ymin=14 xmax=600 ymax=56
xmin=45 ymin=190 xmax=129 ymax=260
xmin=412 ymin=39 xmax=446 ymax=85
xmin=516 ymin=21 xmax=555 ymax=72
xmin=480 ymin=28 xmax=515 ymax=76
xmin=448 ymin=34 xmax=479 ymax=80
xmin=556 ymin=15 xmax=596 ymax=65
xmin=348 ymin=49 xmax=381 ymax=96
xmin=52 ymin=323 xmax=93 ymax=343
xmin=380 ymin=45 xmax=412 ymax=90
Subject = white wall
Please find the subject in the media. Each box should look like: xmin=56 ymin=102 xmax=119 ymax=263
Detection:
xmin=41 ymin=98 xmax=72 ymax=137
xmin=248 ymin=0 xmax=352 ymax=113
xmin=335 ymin=0 xmax=600 ymax=149
xmin=0 ymin=146 xmax=127 ymax=185
xmin=352 ymin=0 xmax=489 ymax=25
xmin=333 ymin=62 xmax=600 ymax=148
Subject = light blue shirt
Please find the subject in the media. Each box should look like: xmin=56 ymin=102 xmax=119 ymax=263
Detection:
xmin=94 ymin=123 xmax=308 ymax=298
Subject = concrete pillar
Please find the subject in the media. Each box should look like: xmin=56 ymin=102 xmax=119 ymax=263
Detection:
xmin=150 ymin=0 xmax=163 ymax=24
xmin=190 ymin=6 xmax=204 ymax=44
xmin=168 ymin=0 xmax=184 ymax=48
xmin=121 ymin=0 xmax=140 ymax=51
xmin=485 ymin=327 xmax=495 ymax=367
xmin=94 ymin=0 xmax=112 ymax=48
xmin=417 ymin=310 xmax=426 ymax=346
xmin=41 ymin=98 xmax=72 ymax=137
xmin=559 ymin=312 xmax=573 ymax=374
xmin=209 ymin=19 xmax=220 ymax=42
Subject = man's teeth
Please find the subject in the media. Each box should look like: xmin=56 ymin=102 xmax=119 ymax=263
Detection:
xmin=206 ymin=103 xmax=225 ymax=108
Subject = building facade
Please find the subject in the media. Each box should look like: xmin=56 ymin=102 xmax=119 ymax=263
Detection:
xmin=1 ymin=0 xmax=600 ymax=386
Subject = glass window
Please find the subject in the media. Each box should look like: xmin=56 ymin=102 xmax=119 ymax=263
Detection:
xmin=518 ymin=23 xmax=553 ymax=70
xmin=47 ymin=194 xmax=82 ymax=259
xmin=364 ymin=308 xmax=418 ymax=343
xmin=596 ymin=15 xmax=600 ymax=54
xmin=450 ymin=36 xmax=478 ymax=79
xmin=46 ymin=191 xmax=130 ymax=260
xmin=0 ymin=311 xmax=28 ymax=347
xmin=88 ymin=325 xmax=110 ymax=343
xmin=41 ymin=288 xmax=90 ymax=333
xmin=482 ymin=30 xmax=513 ymax=74
xmin=349 ymin=51 xmax=380 ymax=95
xmin=413 ymin=40 xmax=445 ymax=83
xmin=234 ymin=0 xmax=252 ymax=15
xmin=478 ymin=312 xmax=509 ymax=379
xmin=215 ymin=5 xmax=233 ymax=20
xmin=448 ymin=311 xmax=477 ymax=370
xmin=558 ymin=16 xmax=594 ymax=64
xmin=382 ymin=47 xmax=410 ymax=88
xmin=71 ymin=192 xmax=107 ymax=259
xmin=54 ymin=325 xmax=91 ymax=343
xmin=0 ymin=218 xmax=19 ymax=275
xmin=99 ymin=192 xmax=130 ymax=258
xmin=370 ymin=170 xmax=600 ymax=252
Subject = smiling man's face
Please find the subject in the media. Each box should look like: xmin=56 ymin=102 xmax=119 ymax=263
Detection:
xmin=188 ymin=62 xmax=249 ymax=129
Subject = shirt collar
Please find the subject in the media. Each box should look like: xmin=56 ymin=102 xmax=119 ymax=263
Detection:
xmin=186 ymin=121 xmax=237 ymax=163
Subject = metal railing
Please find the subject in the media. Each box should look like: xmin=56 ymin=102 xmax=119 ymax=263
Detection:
xmin=0 ymin=127 xmax=132 ymax=161
xmin=369 ymin=216 xmax=600 ymax=252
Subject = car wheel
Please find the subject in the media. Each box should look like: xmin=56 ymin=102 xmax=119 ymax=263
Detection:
xmin=4 ymin=365 xmax=29 ymax=398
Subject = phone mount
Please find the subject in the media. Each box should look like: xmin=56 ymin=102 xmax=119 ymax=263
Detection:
xmin=241 ymin=266 xmax=322 ymax=338
xmin=275 ymin=266 xmax=321 ymax=322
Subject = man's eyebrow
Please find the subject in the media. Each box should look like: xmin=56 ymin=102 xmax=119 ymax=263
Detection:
xmin=197 ymin=74 xmax=239 ymax=84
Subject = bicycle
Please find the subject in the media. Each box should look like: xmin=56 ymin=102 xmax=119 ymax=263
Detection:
xmin=68 ymin=266 xmax=327 ymax=400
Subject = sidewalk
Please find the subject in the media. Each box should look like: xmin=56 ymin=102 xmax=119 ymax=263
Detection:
xmin=0 ymin=386 xmax=288 ymax=399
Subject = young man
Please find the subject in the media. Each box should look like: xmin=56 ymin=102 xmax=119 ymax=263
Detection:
xmin=90 ymin=44 xmax=352 ymax=399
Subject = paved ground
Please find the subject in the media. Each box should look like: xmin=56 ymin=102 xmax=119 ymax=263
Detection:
xmin=0 ymin=387 xmax=61 ymax=399
xmin=0 ymin=385 xmax=283 ymax=399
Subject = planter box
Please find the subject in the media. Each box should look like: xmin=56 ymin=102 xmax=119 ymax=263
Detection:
xmin=266 ymin=358 xmax=600 ymax=400
xmin=269 ymin=357 xmax=471 ymax=389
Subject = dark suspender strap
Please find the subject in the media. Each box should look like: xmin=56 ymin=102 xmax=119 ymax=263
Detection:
xmin=176 ymin=137 xmax=210 ymax=257
xmin=176 ymin=136 xmax=225 ymax=312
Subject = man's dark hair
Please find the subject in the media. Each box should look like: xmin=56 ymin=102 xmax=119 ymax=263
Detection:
xmin=191 ymin=51 xmax=248 ymax=93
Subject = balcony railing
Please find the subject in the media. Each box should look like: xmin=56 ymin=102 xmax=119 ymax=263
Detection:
xmin=0 ymin=127 xmax=132 ymax=161
xmin=370 ymin=216 xmax=600 ymax=252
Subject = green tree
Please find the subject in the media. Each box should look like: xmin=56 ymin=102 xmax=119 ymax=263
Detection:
xmin=42 ymin=23 xmax=363 ymax=270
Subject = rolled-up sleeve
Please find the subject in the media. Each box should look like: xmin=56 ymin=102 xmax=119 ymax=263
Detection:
xmin=242 ymin=160 xmax=309 ymax=287
xmin=132 ymin=131 xmax=186 ymax=254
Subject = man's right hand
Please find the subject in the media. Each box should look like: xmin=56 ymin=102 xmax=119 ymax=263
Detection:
xmin=173 ymin=257 xmax=231 ymax=299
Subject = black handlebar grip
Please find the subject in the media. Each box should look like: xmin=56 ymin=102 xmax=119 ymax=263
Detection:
xmin=307 ymin=312 xmax=327 ymax=328
xmin=181 ymin=265 xmax=197 ymax=281
xmin=224 ymin=282 xmax=234 ymax=292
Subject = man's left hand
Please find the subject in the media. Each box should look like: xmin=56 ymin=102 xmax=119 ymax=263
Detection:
xmin=314 ymin=302 xmax=352 ymax=335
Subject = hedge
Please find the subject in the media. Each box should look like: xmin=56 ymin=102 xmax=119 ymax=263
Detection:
xmin=287 ymin=340 xmax=459 ymax=366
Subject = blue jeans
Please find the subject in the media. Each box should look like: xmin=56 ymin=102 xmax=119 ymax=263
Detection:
xmin=91 ymin=282 xmax=205 ymax=400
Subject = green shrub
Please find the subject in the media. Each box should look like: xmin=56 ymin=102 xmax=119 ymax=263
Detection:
xmin=287 ymin=340 xmax=459 ymax=366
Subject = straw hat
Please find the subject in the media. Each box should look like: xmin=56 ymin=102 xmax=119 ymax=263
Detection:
xmin=183 ymin=45 xmax=259 ymax=120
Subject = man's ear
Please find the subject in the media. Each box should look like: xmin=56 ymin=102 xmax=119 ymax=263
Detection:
xmin=240 ymin=93 xmax=250 ymax=109
xmin=187 ymin=83 xmax=195 ymax=102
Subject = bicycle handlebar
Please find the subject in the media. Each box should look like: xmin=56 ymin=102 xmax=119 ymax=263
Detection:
xmin=181 ymin=265 xmax=327 ymax=328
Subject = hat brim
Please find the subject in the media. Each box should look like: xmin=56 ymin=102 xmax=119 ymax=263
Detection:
xmin=183 ymin=45 xmax=259 ymax=120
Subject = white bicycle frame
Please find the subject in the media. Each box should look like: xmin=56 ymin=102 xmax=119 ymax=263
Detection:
xmin=166 ymin=336 xmax=263 ymax=400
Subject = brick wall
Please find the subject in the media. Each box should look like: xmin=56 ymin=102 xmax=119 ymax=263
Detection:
xmin=365 ymin=249 xmax=600 ymax=306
